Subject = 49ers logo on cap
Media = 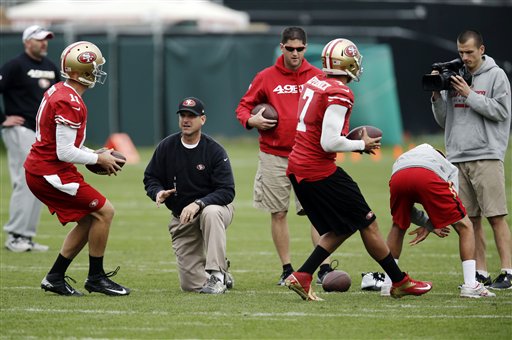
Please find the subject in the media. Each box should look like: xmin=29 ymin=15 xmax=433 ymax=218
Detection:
xmin=344 ymin=45 xmax=358 ymax=57
xmin=77 ymin=52 xmax=97 ymax=64
xmin=182 ymin=99 xmax=196 ymax=107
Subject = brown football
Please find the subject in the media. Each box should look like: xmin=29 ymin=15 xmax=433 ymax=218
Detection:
xmin=322 ymin=270 xmax=352 ymax=292
xmin=251 ymin=103 xmax=278 ymax=121
xmin=346 ymin=125 xmax=382 ymax=140
xmin=85 ymin=150 xmax=126 ymax=175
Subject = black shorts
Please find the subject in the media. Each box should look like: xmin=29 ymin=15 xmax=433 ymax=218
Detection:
xmin=289 ymin=167 xmax=376 ymax=236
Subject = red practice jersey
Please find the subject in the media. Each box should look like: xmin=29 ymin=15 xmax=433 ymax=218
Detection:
xmin=287 ymin=74 xmax=355 ymax=182
xmin=25 ymin=82 xmax=88 ymax=176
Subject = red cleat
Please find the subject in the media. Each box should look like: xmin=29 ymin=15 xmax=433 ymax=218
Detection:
xmin=390 ymin=274 xmax=432 ymax=298
xmin=285 ymin=272 xmax=323 ymax=301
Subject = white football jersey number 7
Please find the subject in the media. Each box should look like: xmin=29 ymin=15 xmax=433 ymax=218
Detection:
xmin=297 ymin=87 xmax=314 ymax=132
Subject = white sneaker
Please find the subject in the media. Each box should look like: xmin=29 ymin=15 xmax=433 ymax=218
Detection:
xmin=460 ymin=282 xmax=496 ymax=298
xmin=199 ymin=275 xmax=227 ymax=294
xmin=5 ymin=234 xmax=32 ymax=252
xmin=380 ymin=283 xmax=391 ymax=297
xmin=5 ymin=234 xmax=49 ymax=252
xmin=361 ymin=272 xmax=385 ymax=291
xmin=29 ymin=240 xmax=49 ymax=252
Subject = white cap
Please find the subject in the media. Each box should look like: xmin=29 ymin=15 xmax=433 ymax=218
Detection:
xmin=22 ymin=25 xmax=54 ymax=42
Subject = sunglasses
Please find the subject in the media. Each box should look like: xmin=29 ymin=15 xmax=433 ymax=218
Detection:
xmin=283 ymin=45 xmax=306 ymax=52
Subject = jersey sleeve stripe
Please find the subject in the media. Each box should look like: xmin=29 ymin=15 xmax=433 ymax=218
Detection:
xmin=55 ymin=115 xmax=81 ymax=129
xmin=328 ymin=96 xmax=353 ymax=106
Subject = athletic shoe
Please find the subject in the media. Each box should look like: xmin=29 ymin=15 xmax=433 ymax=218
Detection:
xmin=380 ymin=283 xmax=391 ymax=297
xmin=460 ymin=282 xmax=496 ymax=298
xmin=84 ymin=266 xmax=130 ymax=296
xmin=316 ymin=259 xmax=339 ymax=285
xmin=28 ymin=239 xmax=49 ymax=252
xmin=458 ymin=272 xmax=493 ymax=289
xmin=41 ymin=273 xmax=83 ymax=296
xmin=476 ymin=272 xmax=492 ymax=287
xmin=285 ymin=272 xmax=323 ymax=301
xmin=200 ymin=275 xmax=227 ymax=294
xmin=490 ymin=271 xmax=512 ymax=290
xmin=5 ymin=234 xmax=49 ymax=252
xmin=390 ymin=274 xmax=432 ymax=298
xmin=5 ymin=234 xmax=32 ymax=252
xmin=224 ymin=259 xmax=234 ymax=289
xmin=361 ymin=272 xmax=385 ymax=291
xmin=277 ymin=268 xmax=294 ymax=286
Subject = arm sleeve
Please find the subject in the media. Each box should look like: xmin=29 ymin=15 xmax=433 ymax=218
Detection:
xmin=431 ymin=92 xmax=447 ymax=129
xmin=465 ymin=70 xmax=511 ymax=122
xmin=236 ymin=72 xmax=266 ymax=129
xmin=320 ymin=104 xmax=364 ymax=152
xmin=200 ymin=145 xmax=235 ymax=206
xmin=410 ymin=207 xmax=434 ymax=231
xmin=56 ymin=124 xmax=98 ymax=164
xmin=143 ymin=142 xmax=167 ymax=202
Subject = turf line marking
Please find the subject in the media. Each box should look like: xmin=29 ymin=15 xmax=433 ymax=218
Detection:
xmin=2 ymin=308 xmax=510 ymax=319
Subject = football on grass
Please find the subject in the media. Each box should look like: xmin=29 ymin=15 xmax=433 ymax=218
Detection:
xmin=322 ymin=270 xmax=352 ymax=292
xmin=346 ymin=125 xmax=382 ymax=140
xmin=86 ymin=150 xmax=126 ymax=175
xmin=251 ymin=103 xmax=279 ymax=121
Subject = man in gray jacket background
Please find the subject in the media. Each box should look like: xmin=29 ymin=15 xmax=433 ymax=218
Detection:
xmin=431 ymin=29 xmax=511 ymax=289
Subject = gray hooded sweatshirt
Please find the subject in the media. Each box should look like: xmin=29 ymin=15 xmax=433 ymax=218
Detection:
xmin=432 ymin=55 xmax=511 ymax=163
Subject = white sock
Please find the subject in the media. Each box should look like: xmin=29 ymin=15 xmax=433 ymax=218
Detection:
xmin=476 ymin=269 xmax=489 ymax=278
xmin=501 ymin=268 xmax=512 ymax=275
xmin=210 ymin=270 xmax=224 ymax=284
xmin=462 ymin=260 xmax=476 ymax=287
xmin=383 ymin=259 xmax=399 ymax=285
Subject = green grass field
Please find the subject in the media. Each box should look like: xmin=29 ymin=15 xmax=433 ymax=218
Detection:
xmin=1 ymin=137 xmax=511 ymax=339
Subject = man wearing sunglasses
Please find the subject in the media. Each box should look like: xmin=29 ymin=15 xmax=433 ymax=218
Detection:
xmin=236 ymin=27 xmax=334 ymax=286
xmin=0 ymin=25 xmax=60 ymax=252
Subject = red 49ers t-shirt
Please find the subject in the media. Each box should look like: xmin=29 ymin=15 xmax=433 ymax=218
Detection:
xmin=287 ymin=74 xmax=355 ymax=182
xmin=25 ymin=82 xmax=88 ymax=175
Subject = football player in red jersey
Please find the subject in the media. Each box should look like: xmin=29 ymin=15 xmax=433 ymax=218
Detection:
xmin=236 ymin=27 xmax=335 ymax=285
xmin=24 ymin=41 xmax=130 ymax=296
xmin=284 ymin=38 xmax=432 ymax=301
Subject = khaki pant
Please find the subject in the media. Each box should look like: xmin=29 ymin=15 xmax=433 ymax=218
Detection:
xmin=253 ymin=151 xmax=303 ymax=214
xmin=456 ymin=160 xmax=508 ymax=218
xmin=168 ymin=204 xmax=234 ymax=292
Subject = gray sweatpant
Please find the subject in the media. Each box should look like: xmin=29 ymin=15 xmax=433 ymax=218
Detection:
xmin=2 ymin=126 xmax=42 ymax=238
xmin=168 ymin=203 xmax=234 ymax=292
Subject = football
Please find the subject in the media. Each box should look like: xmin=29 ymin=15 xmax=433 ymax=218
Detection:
xmin=251 ymin=103 xmax=279 ymax=121
xmin=85 ymin=150 xmax=126 ymax=175
xmin=322 ymin=270 xmax=352 ymax=292
xmin=346 ymin=125 xmax=382 ymax=140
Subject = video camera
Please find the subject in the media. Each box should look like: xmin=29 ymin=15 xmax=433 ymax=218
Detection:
xmin=422 ymin=58 xmax=472 ymax=91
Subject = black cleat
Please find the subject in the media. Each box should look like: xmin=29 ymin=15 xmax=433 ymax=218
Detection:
xmin=84 ymin=266 xmax=130 ymax=296
xmin=41 ymin=273 xmax=83 ymax=296
xmin=277 ymin=268 xmax=294 ymax=286
xmin=476 ymin=272 xmax=492 ymax=287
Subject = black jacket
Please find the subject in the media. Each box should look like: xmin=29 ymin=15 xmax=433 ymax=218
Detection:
xmin=0 ymin=52 xmax=60 ymax=130
xmin=143 ymin=132 xmax=235 ymax=216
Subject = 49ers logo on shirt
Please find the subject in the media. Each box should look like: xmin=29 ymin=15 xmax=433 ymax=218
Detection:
xmin=273 ymin=84 xmax=304 ymax=94
xmin=77 ymin=52 xmax=97 ymax=64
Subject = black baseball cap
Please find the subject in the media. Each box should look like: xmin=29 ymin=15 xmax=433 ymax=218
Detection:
xmin=177 ymin=97 xmax=205 ymax=116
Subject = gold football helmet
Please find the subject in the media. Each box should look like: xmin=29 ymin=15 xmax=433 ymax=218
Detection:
xmin=321 ymin=38 xmax=363 ymax=82
xmin=60 ymin=41 xmax=107 ymax=88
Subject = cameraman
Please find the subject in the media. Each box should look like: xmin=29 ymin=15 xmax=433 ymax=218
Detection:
xmin=431 ymin=29 xmax=511 ymax=290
